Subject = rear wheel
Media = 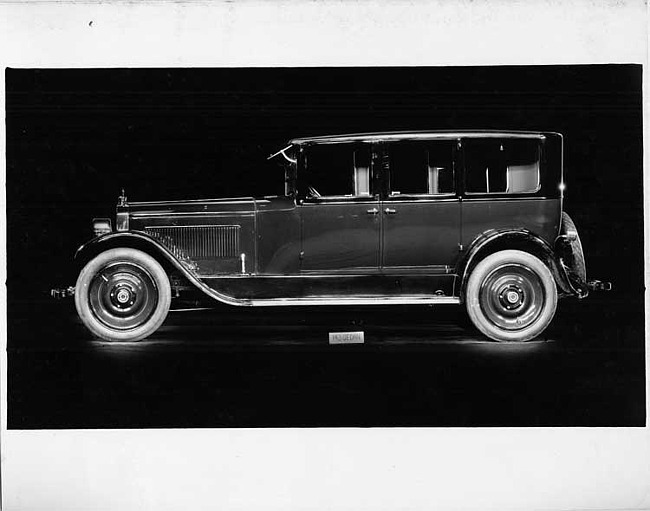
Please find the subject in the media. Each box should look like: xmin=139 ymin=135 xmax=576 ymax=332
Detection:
xmin=465 ymin=250 xmax=558 ymax=342
xmin=75 ymin=248 xmax=171 ymax=341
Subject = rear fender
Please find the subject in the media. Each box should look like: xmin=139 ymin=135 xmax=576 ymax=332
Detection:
xmin=74 ymin=232 xmax=244 ymax=306
xmin=457 ymin=229 xmax=574 ymax=300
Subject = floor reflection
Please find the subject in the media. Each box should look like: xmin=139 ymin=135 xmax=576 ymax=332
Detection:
xmin=7 ymin=298 xmax=646 ymax=428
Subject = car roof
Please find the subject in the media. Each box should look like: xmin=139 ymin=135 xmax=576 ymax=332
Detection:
xmin=289 ymin=130 xmax=560 ymax=145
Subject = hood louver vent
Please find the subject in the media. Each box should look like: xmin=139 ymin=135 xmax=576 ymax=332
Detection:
xmin=145 ymin=225 xmax=241 ymax=259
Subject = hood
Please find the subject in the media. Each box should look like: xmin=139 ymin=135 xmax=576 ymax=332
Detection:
xmin=124 ymin=196 xmax=257 ymax=217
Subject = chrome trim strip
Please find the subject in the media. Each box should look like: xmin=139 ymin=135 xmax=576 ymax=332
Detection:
xmin=298 ymin=267 xmax=380 ymax=276
xmin=300 ymin=199 xmax=379 ymax=205
xmin=201 ymin=272 xmax=458 ymax=279
xmin=384 ymin=197 xmax=459 ymax=202
xmin=380 ymin=265 xmax=452 ymax=273
xmin=129 ymin=198 xmax=254 ymax=206
xmin=466 ymin=185 xmax=542 ymax=197
xmin=249 ymin=296 xmax=461 ymax=306
xmin=291 ymin=131 xmax=550 ymax=145
xmin=252 ymin=197 xmax=259 ymax=273
xmin=170 ymin=307 xmax=217 ymax=312
xmin=131 ymin=211 xmax=254 ymax=218
xmin=461 ymin=196 xmax=548 ymax=202
xmin=141 ymin=224 xmax=238 ymax=229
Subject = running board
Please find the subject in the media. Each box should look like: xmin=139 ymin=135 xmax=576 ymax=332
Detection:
xmin=247 ymin=296 xmax=461 ymax=307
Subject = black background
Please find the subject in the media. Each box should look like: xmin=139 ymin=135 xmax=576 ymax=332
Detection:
xmin=6 ymin=65 xmax=646 ymax=428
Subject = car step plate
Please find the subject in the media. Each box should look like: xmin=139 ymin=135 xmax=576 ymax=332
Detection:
xmin=329 ymin=331 xmax=365 ymax=345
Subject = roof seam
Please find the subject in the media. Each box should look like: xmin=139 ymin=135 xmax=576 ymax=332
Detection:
xmin=289 ymin=130 xmax=555 ymax=144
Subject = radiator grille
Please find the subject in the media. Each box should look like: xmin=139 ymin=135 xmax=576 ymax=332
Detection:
xmin=145 ymin=225 xmax=241 ymax=258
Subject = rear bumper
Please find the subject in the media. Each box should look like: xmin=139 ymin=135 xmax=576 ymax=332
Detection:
xmin=556 ymin=257 xmax=612 ymax=299
xmin=587 ymin=280 xmax=612 ymax=292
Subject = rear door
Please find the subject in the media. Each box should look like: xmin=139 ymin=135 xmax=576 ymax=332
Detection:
xmin=381 ymin=139 xmax=461 ymax=272
xmin=460 ymin=137 xmax=557 ymax=248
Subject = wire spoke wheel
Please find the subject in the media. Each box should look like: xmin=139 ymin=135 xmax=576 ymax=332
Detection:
xmin=466 ymin=250 xmax=558 ymax=342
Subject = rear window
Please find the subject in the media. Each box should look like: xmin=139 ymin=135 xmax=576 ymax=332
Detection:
xmin=465 ymin=139 xmax=540 ymax=194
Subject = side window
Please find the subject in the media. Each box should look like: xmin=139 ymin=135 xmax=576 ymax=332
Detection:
xmin=302 ymin=144 xmax=372 ymax=198
xmin=388 ymin=141 xmax=455 ymax=196
xmin=506 ymin=140 xmax=541 ymax=193
xmin=465 ymin=139 xmax=540 ymax=194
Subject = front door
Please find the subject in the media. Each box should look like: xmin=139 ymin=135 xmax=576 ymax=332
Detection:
xmin=381 ymin=139 xmax=461 ymax=271
xmin=299 ymin=143 xmax=380 ymax=273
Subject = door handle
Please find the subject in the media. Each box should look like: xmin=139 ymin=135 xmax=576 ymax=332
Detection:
xmin=384 ymin=208 xmax=397 ymax=215
xmin=366 ymin=208 xmax=379 ymax=215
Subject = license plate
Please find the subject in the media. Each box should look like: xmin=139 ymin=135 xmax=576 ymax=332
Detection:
xmin=329 ymin=331 xmax=365 ymax=345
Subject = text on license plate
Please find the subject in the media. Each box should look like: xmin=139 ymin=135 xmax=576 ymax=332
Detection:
xmin=329 ymin=331 xmax=365 ymax=345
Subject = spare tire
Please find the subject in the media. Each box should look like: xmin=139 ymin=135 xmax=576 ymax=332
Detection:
xmin=559 ymin=212 xmax=587 ymax=287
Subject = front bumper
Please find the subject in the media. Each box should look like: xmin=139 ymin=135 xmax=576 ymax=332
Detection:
xmin=51 ymin=286 xmax=75 ymax=299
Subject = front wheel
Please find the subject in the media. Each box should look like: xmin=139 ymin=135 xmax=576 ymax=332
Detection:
xmin=75 ymin=248 xmax=171 ymax=342
xmin=465 ymin=250 xmax=558 ymax=342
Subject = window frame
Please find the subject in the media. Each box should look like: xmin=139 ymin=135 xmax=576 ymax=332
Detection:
xmin=462 ymin=137 xmax=543 ymax=198
xmin=297 ymin=142 xmax=378 ymax=201
xmin=384 ymin=139 xmax=459 ymax=199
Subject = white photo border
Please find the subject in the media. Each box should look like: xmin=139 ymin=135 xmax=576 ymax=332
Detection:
xmin=1 ymin=1 xmax=648 ymax=510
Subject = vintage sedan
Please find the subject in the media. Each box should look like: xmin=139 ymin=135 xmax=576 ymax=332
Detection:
xmin=60 ymin=131 xmax=609 ymax=342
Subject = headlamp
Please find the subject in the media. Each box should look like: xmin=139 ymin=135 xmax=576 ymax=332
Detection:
xmin=93 ymin=218 xmax=112 ymax=237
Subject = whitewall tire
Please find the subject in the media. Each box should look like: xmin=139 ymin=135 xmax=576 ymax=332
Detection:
xmin=75 ymin=248 xmax=171 ymax=342
xmin=465 ymin=250 xmax=558 ymax=342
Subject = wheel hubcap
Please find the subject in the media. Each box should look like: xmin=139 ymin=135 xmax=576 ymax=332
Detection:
xmin=480 ymin=263 xmax=545 ymax=331
xmin=88 ymin=262 xmax=158 ymax=331
xmin=499 ymin=285 xmax=524 ymax=310
xmin=111 ymin=285 xmax=135 ymax=308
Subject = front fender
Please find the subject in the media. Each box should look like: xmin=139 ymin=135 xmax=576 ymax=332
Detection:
xmin=457 ymin=228 xmax=575 ymax=299
xmin=75 ymin=231 xmax=179 ymax=268
xmin=74 ymin=231 xmax=246 ymax=306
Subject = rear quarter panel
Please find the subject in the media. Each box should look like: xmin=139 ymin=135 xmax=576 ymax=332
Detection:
xmin=461 ymin=198 xmax=561 ymax=248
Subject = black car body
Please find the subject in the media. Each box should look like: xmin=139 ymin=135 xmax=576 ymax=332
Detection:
xmin=64 ymin=131 xmax=608 ymax=342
